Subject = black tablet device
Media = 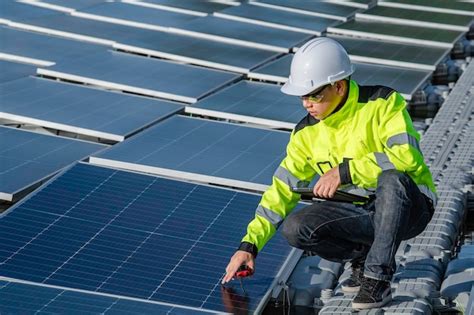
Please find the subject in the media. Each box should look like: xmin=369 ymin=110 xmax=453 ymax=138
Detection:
xmin=291 ymin=187 xmax=371 ymax=203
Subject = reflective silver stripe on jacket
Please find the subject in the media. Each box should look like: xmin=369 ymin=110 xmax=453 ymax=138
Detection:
xmin=387 ymin=133 xmax=421 ymax=152
xmin=374 ymin=152 xmax=395 ymax=171
xmin=256 ymin=204 xmax=283 ymax=228
xmin=418 ymin=184 xmax=437 ymax=206
xmin=274 ymin=166 xmax=309 ymax=188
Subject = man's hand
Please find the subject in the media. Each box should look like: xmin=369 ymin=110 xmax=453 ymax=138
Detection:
xmin=222 ymin=250 xmax=255 ymax=284
xmin=313 ymin=166 xmax=341 ymax=198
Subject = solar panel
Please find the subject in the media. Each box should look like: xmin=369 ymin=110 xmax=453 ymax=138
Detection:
xmin=356 ymin=6 xmax=473 ymax=32
xmin=1 ymin=14 xmax=280 ymax=74
xmin=328 ymin=34 xmax=450 ymax=71
xmin=0 ymin=60 xmax=37 ymax=84
xmin=0 ymin=1 xmax=60 ymax=24
xmin=0 ymin=279 xmax=216 ymax=314
xmin=0 ymin=77 xmax=183 ymax=142
xmin=378 ymin=0 xmax=474 ymax=16
xmin=248 ymin=55 xmax=432 ymax=100
xmin=127 ymin=0 xmax=237 ymax=15
xmin=89 ymin=116 xmax=290 ymax=191
xmin=71 ymin=1 xmax=197 ymax=31
xmin=186 ymin=80 xmax=306 ymax=129
xmin=169 ymin=16 xmax=311 ymax=53
xmin=214 ymin=3 xmax=342 ymax=35
xmin=28 ymin=0 xmax=116 ymax=11
xmin=0 ymin=163 xmax=297 ymax=313
xmin=249 ymin=0 xmax=360 ymax=21
xmin=37 ymin=50 xmax=240 ymax=103
xmin=322 ymin=0 xmax=375 ymax=9
xmin=0 ymin=126 xmax=106 ymax=202
xmin=328 ymin=19 xmax=465 ymax=48
xmin=0 ymin=26 xmax=106 ymax=67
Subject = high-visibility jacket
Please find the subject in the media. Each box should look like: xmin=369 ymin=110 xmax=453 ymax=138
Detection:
xmin=239 ymin=80 xmax=437 ymax=257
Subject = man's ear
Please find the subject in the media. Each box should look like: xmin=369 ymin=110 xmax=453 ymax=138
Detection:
xmin=335 ymin=80 xmax=347 ymax=96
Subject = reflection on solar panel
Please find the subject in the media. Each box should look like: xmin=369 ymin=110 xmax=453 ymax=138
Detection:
xmin=0 ymin=1 xmax=59 ymax=24
xmin=186 ymin=80 xmax=306 ymax=129
xmin=0 ymin=279 xmax=216 ymax=314
xmin=0 ymin=60 xmax=37 ymax=84
xmin=0 ymin=126 xmax=105 ymax=202
xmin=356 ymin=6 xmax=473 ymax=31
xmin=37 ymin=51 xmax=240 ymax=103
xmin=378 ymin=0 xmax=474 ymax=16
xmin=169 ymin=16 xmax=311 ymax=53
xmin=0 ymin=27 xmax=106 ymax=67
xmin=249 ymin=0 xmax=360 ymax=21
xmin=328 ymin=34 xmax=450 ymax=71
xmin=0 ymin=163 xmax=297 ymax=314
xmin=71 ymin=1 xmax=197 ymax=31
xmin=248 ymin=55 xmax=432 ymax=100
xmin=127 ymin=0 xmax=237 ymax=16
xmin=328 ymin=20 xmax=464 ymax=48
xmin=0 ymin=77 xmax=183 ymax=142
xmin=90 ymin=116 xmax=289 ymax=191
xmin=214 ymin=3 xmax=341 ymax=35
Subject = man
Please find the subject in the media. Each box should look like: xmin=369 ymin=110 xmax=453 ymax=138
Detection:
xmin=222 ymin=37 xmax=436 ymax=310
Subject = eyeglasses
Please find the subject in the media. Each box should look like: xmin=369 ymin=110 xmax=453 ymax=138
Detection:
xmin=300 ymin=84 xmax=330 ymax=103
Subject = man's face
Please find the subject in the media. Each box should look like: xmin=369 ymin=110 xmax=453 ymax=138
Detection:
xmin=301 ymin=81 xmax=345 ymax=120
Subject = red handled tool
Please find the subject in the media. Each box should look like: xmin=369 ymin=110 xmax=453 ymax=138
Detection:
xmin=235 ymin=265 xmax=253 ymax=295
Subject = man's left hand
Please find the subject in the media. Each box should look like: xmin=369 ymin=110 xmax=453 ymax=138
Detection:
xmin=313 ymin=166 xmax=341 ymax=198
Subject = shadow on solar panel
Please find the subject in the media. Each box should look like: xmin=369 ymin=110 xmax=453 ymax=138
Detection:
xmin=0 ymin=163 xmax=298 ymax=314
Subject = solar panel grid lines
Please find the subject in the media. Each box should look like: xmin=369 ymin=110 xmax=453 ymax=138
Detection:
xmin=0 ymin=278 xmax=221 ymax=314
xmin=0 ymin=163 xmax=296 ymax=313
xmin=0 ymin=77 xmax=184 ymax=142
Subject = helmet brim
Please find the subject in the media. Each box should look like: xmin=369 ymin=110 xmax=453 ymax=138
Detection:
xmin=280 ymin=81 xmax=315 ymax=96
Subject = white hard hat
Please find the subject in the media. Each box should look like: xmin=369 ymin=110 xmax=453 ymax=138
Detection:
xmin=281 ymin=37 xmax=354 ymax=96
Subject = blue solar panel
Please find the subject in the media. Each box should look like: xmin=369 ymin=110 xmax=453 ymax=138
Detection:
xmin=89 ymin=116 xmax=290 ymax=191
xmin=0 ymin=26 xmax=106 ymax=66
xmin=186 ymin=80 xmax=306 ymax=129
xmin=0 ymin=280 xmax=216 ymax=314
xmin=0 ymin=60 xmax=37 ymax=84
xmin=0 ymin=126 xmax=106 ymax=202
xmin=74 ymin=2 xmax=197 ymax=29
xmin=0 ymin=1 xmax=60 ymax=23
xmin=0 ymin=163 xmax=295 ymax=313
xmin=38 ymin=51 xmax=240 ymax=103
xmin=169 ymin=16 xmax=311 ymax=53
xmin=0 ymin=77 xmax=183 ymax=142
xmin=34 ymin=0 xmax=110 ymax=10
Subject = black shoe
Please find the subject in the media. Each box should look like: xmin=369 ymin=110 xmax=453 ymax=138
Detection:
xmin=351 ymin=277 xmax=391 ymax=310
xmin=341 ymin=260 xmax=365 ymax=293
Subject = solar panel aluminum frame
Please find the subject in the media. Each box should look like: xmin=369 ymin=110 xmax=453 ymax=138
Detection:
xmin=322 ymin=0 xmax=374 ymax=10
xmin=378 ymin=1 xmax=474 ymax=17
xmin=0 ymin=52 xmax=54 ymax=67
xmin=12 ymin=0 xmax=75 ymax=13
xmin=185 ymin=107 xmax=296 ymax=130
xmin=248 ymin=1 xmax=349 ymax=22
xmin=327 ymin=25 xmax=462 ymax=49
xmin=355 ymin=12 xmax=470 ymax=32
xmin=121 ymin=0 xmax=207 ymax=17
xmin=212 ymin=12 xmax=323 ymax=35
xmin=0 ymin=161 xmax=304 ymax=314
xmin=0 ymin=277 xmax=221 ymax=314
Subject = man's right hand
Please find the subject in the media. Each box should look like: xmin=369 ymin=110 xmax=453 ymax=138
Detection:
xmin=221 ymin=250 xmax=255 ymax=284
